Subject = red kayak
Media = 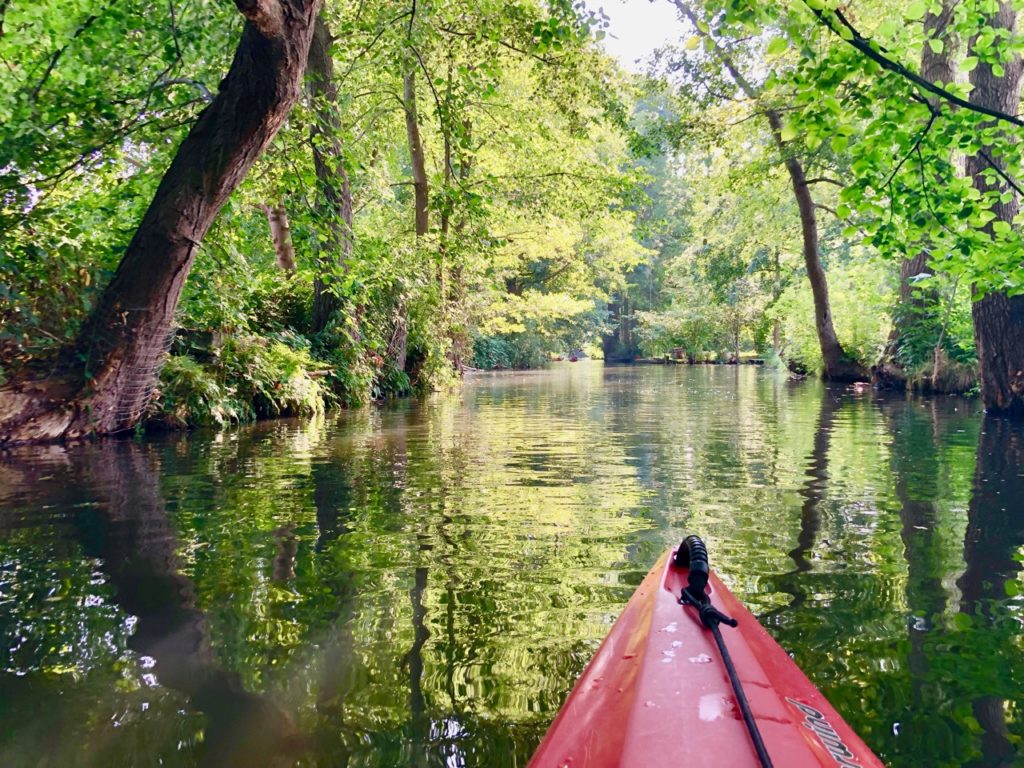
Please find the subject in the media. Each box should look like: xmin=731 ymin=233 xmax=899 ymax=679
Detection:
xmin=529 ymin=537 xmax=884 ymax=768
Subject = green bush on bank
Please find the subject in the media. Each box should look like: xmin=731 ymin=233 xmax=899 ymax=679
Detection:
xmin=150 ymin=335 xmax=331 ymax=429
xmin=768 ymin=260 xmax=893 ymax=374
xmin=470 ymin=333 xmax=551 ymax=370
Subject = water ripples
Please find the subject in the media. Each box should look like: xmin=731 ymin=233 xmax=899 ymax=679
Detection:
xmin=3 ymin=364 xmax=1024 ymax=767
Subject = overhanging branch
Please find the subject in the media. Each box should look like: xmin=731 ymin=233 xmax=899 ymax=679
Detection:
xmin=805 ymin=3 xmax=1024 ymax=128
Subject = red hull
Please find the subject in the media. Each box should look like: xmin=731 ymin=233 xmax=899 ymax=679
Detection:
xmin=528 ymin=549 xmax=884 ymax=768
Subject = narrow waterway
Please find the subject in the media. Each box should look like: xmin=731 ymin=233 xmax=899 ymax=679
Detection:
xmin=1 ymin=363 xmax=1022 ymax=767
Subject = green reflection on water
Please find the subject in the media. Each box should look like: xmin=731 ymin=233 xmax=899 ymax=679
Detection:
xmin=1 ymin=364 xmax=1022 ymax=767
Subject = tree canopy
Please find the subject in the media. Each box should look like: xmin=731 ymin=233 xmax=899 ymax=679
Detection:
xmin=2 ymin=0 xmax=1024 ymax=438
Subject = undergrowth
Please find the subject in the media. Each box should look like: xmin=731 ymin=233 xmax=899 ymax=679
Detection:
xmin=150 ymin=334 xmax=332 ymax=429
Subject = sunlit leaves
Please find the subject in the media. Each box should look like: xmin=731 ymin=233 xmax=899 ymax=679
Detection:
xmin=905 ymin=2 xmax=928 ymax=22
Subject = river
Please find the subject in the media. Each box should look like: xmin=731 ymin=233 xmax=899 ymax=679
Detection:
xmin=1 ymin=363 xmax=1022 ymax=767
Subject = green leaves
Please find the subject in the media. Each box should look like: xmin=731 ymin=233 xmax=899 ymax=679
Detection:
xmin=905 ymin=2 xmax=927 ymax=21
xmin=959 ymin=56 xmax=979 ymax=73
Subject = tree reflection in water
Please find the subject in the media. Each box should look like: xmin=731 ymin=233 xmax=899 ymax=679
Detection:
xmin=959 ymin=417 xmax=1024 ymax=768
xmin=2 ymin=366 xmax=1024 ymax=768
xmin=3 ymin=441 xmax=303 ymax=767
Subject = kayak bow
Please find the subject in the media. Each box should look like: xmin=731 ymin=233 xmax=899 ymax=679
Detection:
xmin=528 ymin=537 xmax=884 ymax=768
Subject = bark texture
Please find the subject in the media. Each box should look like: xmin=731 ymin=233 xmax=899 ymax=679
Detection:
xmin=308 ymin=13 xmax=354 ymax=333
xmin=0 ymin=0 xmax=322 ymax=444
xmin=966 ymin=1 xmax=1024 ymax=417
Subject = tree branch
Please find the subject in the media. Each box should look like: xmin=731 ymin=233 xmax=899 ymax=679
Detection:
xmin=881 ymin=108 xmax=937 ymax=190
xmin=802 ymin=176 xmax=844 ymax=187
xmin=338 ymin=9 xmax=412 ymax=83
xmin=671 ymin=0 xmax=760 ymax=100
xmin=31 ymin=10 xmax=106 ymax=101
xmin=234 ymin=0 xmax=284 ymax=38
xmin=437 ymin=25 xmax=562 ymax=65
xmin=979 ymin=149 xmax=1024 ymax=198
xmin=805 ymin=3 xmax=1024 ymax=128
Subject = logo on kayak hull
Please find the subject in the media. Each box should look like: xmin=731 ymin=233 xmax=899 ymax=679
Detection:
xmin=786 ymin=698 xmax=862 ymax=767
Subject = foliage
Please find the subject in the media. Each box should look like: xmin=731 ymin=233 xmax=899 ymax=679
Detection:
xmin=0 ymin=0 xmax=649 ymax=423
xmin=891 ymin=274 xmax=977 ymax=371
xmin=769 ymin=259 xmax=894 ymax=373
xmin=470 ymin=333 xmax=551 ymax=370
xmin=151 ymin=336 xmax=331 ymax=428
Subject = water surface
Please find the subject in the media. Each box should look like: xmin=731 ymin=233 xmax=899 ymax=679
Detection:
xmin=2 ymin=364 xmax=1022 ymax=767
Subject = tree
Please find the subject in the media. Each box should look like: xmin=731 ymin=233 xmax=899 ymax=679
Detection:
xmin=670 ymin=0 xmax=868 ymax=381
xmin=790 ymin=0 xmax=1024 ymax=413
xmin=874 ymin=0 xmax=956 ymax=390
xmin=308 ymin=11 xmax=355 ymax=334
xmin=0 ymin=0 xmax=323 ymax=443
xmin=964 ymin=3 xmax=1024 ymax=417
xmin=404 ymin=62 xmax=431 ymax=239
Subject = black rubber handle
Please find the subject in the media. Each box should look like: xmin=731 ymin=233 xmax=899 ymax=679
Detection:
xmin=674 ymin=534 xmax=710 ymax=596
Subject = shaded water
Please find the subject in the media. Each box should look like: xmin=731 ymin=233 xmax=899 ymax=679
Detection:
xmin=1 ymin=364 xmax=1023 ymax=767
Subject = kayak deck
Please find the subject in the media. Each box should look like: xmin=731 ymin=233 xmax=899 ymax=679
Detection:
xmin=528 ymin=549 xmax=884 ymax=768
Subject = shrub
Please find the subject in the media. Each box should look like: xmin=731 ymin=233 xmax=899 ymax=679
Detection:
xmin=151 ymin=355 xmax=243 ymax=428
xmin=470 ymin=333 xmax=551 ymax=370
xmin=150 ymin=334 xmax=332 ymax=428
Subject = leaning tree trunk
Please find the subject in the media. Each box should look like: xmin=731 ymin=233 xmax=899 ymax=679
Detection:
xmin=308 ymin=12 xmax=354 ymax=334
xmin=404 ymin=65 xmax=430 ymax=238
xmin=0 ymin=0 xmax=321 ymax=444
xmin=767 ymin=112 xmax=867 ymax=382
xmin=673 ymin=0 xmax=866 ymax=382
xmin=966 ymin=1 xmax=1024 ymax=417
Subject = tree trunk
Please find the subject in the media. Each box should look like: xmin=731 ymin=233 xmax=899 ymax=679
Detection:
xmin=0 ymin=0 xmax=322 ymax=444
xmin=448 ymin=118 xmax=474 ymax=372
xmin=261 ymin=202 xmax=297 ymax=273
xmin=672 ymin=0 xmax=866 ymax=381
xmin=771 ymin=113 xmax=866 ymax=381
xmin=439 ymin=71 xmax=453 ymax=359
xmin=874 ymin=251 xmax=934 ymax=387
xmin=404 ymin=65 xmax=430 ymax=238
xmin=385 ymin=61 xmax=430 ymax=376
xmin=875 ymin=2 xmax=956 ymax=388
xmin=966 ymin=2 xmax=1024 ymax=417
xmin=308 ymin=12 xmax=354 ymax=334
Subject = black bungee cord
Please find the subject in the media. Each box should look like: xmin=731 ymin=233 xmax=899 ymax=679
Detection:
xmin=676 ymin=535 xmax=774 ymax=768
